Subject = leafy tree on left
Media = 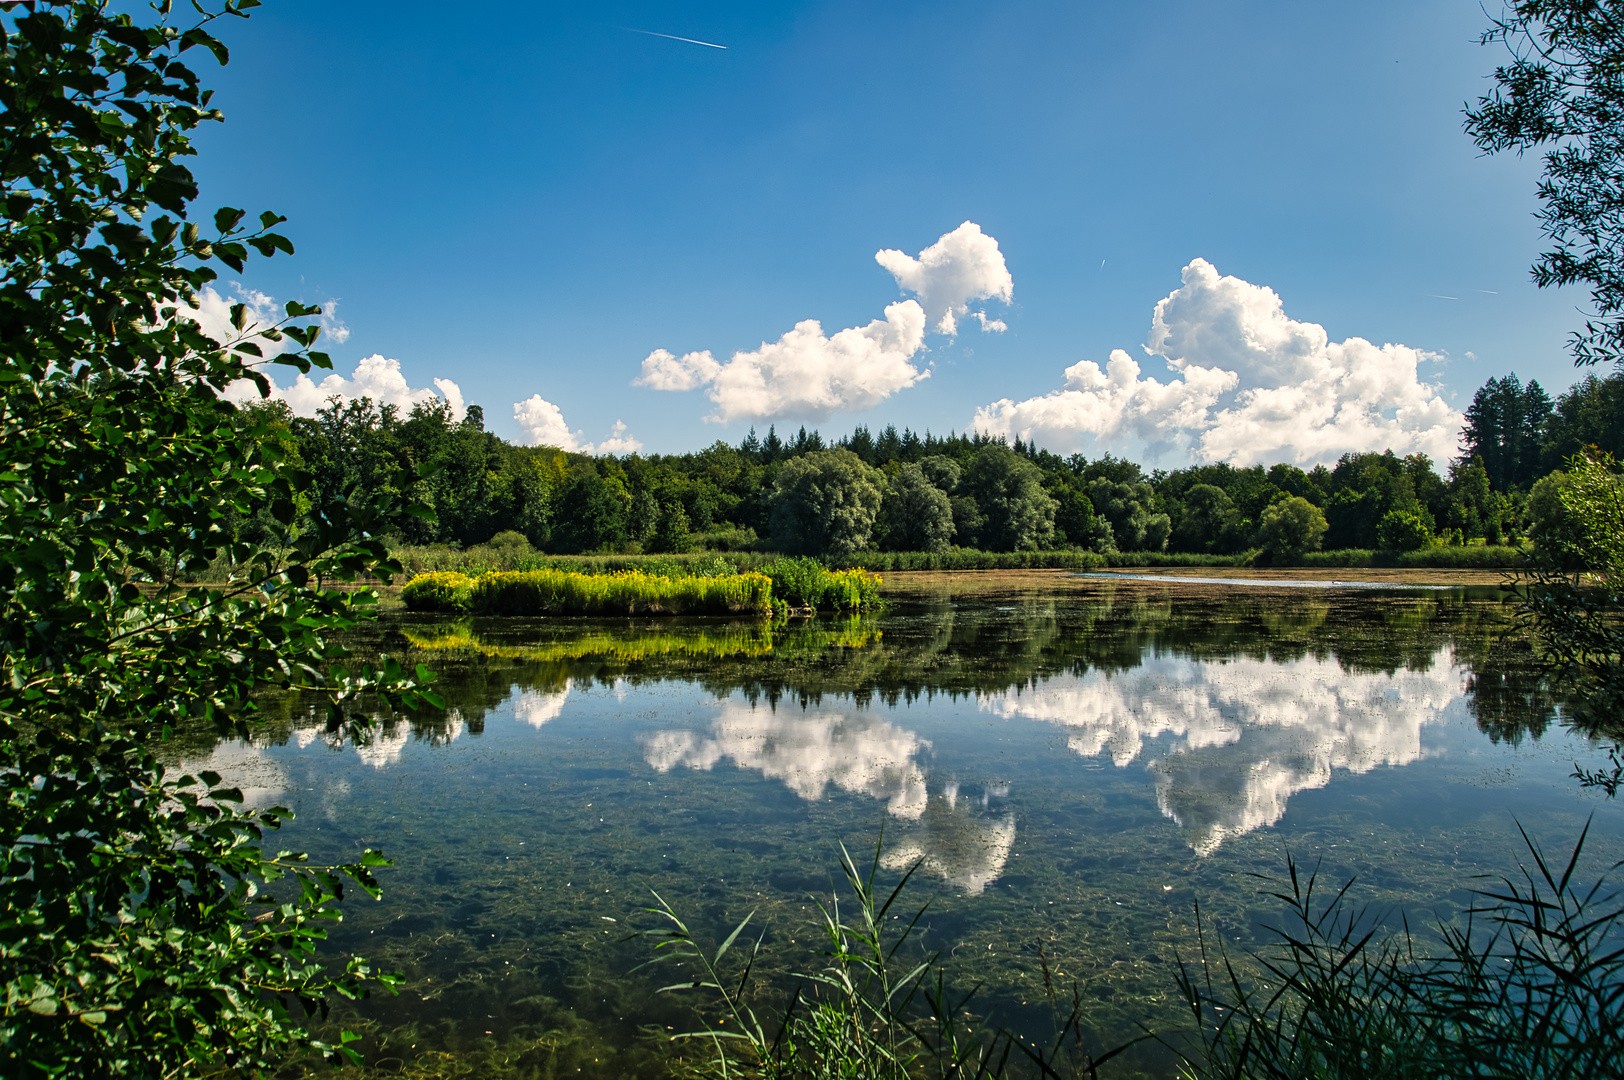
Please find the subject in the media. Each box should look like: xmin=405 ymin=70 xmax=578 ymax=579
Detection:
xmin=0 ymin=2 xmax=437 ymax=1076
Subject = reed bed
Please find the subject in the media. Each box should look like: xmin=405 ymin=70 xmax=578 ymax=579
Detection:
xmin=835 ymin=549 xmax=1106 ymax=571
xmin=391 ymin=545 xmax=771 ymax=578
xmin=1173 ymin=824 xmax=1623 ymax=1080
xmin=1299 ymin=546 xmax=1526 ymax=569
xmin=470 ymin=569 xmax=772 ymax=616
xmin=1105 ymin=551 xmax=1255 ymax=568
xmin=403 ymin=562 xmax=882 ymax=616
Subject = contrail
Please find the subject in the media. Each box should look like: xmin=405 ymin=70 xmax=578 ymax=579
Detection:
xmin=623 ymin=27 xmax=727 ymax=49
xmin=1426 ymin=294 xmax=1459 ymax=300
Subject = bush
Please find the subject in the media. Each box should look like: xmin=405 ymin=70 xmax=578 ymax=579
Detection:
xmin=690 ymin=525 xmax=759 ymax=552
xmin=1257 ymin=496 xmax=1329 ymax=561
xmin=761 ymin=556 xmax=884 ymax=610
xmin=400 ymin=571 xmax=474 ymax=612
xmin=1376 ymin=508 xmax=1434 ymax=551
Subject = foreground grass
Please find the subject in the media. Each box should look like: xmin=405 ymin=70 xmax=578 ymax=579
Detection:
xmin=1173 ymin=823 xmax=1623 ymax=1080
xmin=645 ymin=826 xmax=1623 ymax=1080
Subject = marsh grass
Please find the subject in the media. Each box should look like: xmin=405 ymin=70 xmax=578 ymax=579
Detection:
xmin=401 ymin=569 xmax=774 ymax=616
xmin=837 ymin=551 xmax=1107 ymax=572
xmin=1105 ymin=553 xmax=1256 ymax=568
xmin=1171 ymin=822 xmax=1624 ymax=1080
xmin=1298 ymin=546 xmax=1526 ymax=569
xmin=1103 ymin=548 xmax=1527 ymax=570
xmin=400 ymin=560 xmax=881 ymax=616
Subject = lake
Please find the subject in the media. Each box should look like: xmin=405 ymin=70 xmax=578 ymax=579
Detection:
xmin=181 ymin=570 xmax=1624 ymax=1078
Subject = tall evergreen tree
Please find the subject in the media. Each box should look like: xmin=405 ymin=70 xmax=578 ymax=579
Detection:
xmin=1460 ymin=373 xmax=1553 ymax=490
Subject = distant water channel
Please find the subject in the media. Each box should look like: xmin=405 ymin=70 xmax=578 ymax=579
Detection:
xmin=182 ymin=573 xmax=1624 ymax=1078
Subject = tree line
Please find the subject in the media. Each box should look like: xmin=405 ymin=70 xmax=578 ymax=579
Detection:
xmin=235 ymin=365 xmax=1621 ymax=562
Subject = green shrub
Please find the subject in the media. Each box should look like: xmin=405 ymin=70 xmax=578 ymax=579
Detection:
xmin=400 ymin=571 xmax=474 ymax=612
xmin=1257 ymin=496 xmax=1329 ymax=561
xmin=1386 ymin=546 xmax=1525 ymax=569
xmin=1297 ymin=549 xmax=1377 ymax=567
xmin=1376 ymin=508 xmax=1434 ymax=551
xmin=690 ymin=525 xmax=760 ymax=552
xmin=761 ymin=557 xmax=884 ymax=610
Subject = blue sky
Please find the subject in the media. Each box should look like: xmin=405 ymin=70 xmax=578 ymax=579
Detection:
xmin=194 ymin=0 xmax=1585 ymax=464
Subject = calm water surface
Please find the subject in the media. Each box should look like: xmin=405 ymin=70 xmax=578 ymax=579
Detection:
xmin=183 ymin=573 xmax=1624 ymax=1077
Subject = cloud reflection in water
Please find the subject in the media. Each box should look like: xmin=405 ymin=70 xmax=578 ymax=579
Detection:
xmin=984 ymin=648 xmax=1468 ymax=854
xmin=644 ymin=701 xmax=931 ymax=819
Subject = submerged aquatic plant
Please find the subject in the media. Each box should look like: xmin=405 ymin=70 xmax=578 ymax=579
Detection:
xmin=1171 ymin=822 xmax=1624 ymax=1080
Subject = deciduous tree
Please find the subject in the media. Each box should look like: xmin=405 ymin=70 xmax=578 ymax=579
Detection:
xmin=0 ymin=3 xmax=433 ymax=1073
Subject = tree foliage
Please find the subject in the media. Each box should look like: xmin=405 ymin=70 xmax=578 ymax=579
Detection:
xmin=0 ymin=2 xmax=434 ymax=1074
xmin=959 ymin=445 xmax=1057 ymax=552
xmin=1519 ymin=451 xmax=1624 ymax=762
xmin=1257 ymin=497 xmax=1329 ymax=561
xmin=1461 ymin=372 xmax=1555 ymax=488
xmin=1466 ymin=1 xmax=1624 ymax=367
xmin=768 ymin=449 xmax=884 ymax=557
xmin=877 ymin=463 xmax=955 ymax=552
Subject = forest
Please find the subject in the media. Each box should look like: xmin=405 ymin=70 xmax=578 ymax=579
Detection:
xmin=234 ymin=367 xmax=1623 ymax=564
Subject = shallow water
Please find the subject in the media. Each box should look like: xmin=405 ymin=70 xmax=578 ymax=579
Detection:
xmin=183 ymin=575 xmax=1623 ymax=1077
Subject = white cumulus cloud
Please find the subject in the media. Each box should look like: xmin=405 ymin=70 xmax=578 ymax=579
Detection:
xmin=513 ymin=395 xmax=643 ymax=455
xmin=199 ymin=286 xmax=461 ymax=421
xmin=636 ymin=300 xmax=929 ymax=424
xmin=229 ymin=353 xmax=465 ymax=421
xmin=636 ymin=222 xmax=1012 ymax=422
xmin=974 ymin=258 xmax=1464 ymax=467
xmin=875 ymin=220 xmax=1013 ymax=335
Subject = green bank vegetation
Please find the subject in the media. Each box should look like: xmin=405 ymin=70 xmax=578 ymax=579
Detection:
xmin=226 ymin=366 xmax=1622 ymax=575
xmin=247 ymin=398 xmax=1603 ymax=570
xmin=400 ymin=558 xmax=882 ymax=616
